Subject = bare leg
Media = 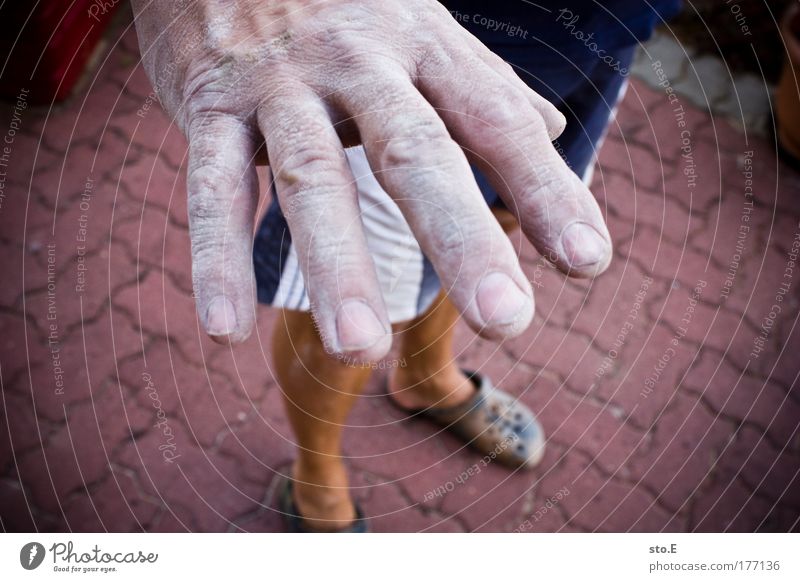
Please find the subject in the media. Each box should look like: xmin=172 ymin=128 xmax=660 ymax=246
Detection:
xmin=389 ymin=290 xmax=474 ymax=410
xmin=272 ymin=309 xmax=371 ymax=531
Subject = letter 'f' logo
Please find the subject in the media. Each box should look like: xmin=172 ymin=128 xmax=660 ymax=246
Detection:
xmin=20 ymin=542 xmax=46 ymax=570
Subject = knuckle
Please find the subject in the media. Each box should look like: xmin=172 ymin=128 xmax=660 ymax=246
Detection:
xmin=274 ymin=142 xmax=347 ymax=201
xmin=303 ymin=239 xmax=365 ymax=284
xmin=475 ymin=83 xmax=540 ymax=132
xmin=517 ymin=170 xmax=568 ymax=219
xmin=187 ymin=164 xmax=241 ymax=197
xmin=416 ymin=45 xmax=457 ymax=78
xmin=184 ymin=79 xmax=244 ymax=126
xmin=426 ymin=213 xmax=486 ymax=258
xmin=378 ymin=118 xmax=451 ymax=169
xmin=189 ymin=231 xmax=221 ymax=261
xmin=187 ymin=186 xmax=230 ymax=223
xmin=493 ymin=57 xmax=518 ymax=78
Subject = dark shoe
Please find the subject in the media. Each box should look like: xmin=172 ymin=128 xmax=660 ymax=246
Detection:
xmin=387 ymin=370 xmax=545 ymax=469
xmin=277 ymin=476 xmax=369 ymax=533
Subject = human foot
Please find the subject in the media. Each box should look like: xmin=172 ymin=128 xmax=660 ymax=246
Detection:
xmin=288 ymin=462 xmax=359 ymax=532
xmin=387 ymin=370 xmax=546 ymax=469
xmin=387 ymin=364 xmax=476 ymax=411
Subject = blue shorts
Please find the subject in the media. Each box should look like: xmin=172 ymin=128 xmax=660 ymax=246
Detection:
xmin=253 ymin=2 xmax=678 ymax=321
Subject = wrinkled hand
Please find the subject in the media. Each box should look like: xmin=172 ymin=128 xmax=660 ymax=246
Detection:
xmin=132 ymin=0 xmax=612 ymax=361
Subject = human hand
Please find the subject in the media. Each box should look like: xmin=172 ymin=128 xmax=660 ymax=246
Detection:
xmin=131 ymin=0 xmax=612 ymax=361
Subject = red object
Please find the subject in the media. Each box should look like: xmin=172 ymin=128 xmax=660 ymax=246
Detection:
xmin=0 ymin=0 xmax=120 ymax=104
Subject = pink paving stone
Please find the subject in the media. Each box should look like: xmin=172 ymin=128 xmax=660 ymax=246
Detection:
xmin=771 ymin=212 xmax=800 ymax=258
xmin=61 ymin=467 xmax=161 ymax=532
xmin=231 ymin=505 xmax=286 ymax=533
xmin=600 ymin=204 xmax=639 ymax=249
xmin=181 ymin=374 xmax=256 ymax=449
xmin=698 ymin=155 xmax=777 ymax=244
xmin=643 ymin=89 xmax=737 ymax=157
xmin=109 ymin=59 xmax=155 ymax=103
xmin=437 ymin=463 xmax=538 ymax=532
xmin=116 ymin=337 xmax=253 ymax=451
xmin=14 ymin=425 xmax=112 ymax=515
xmin=714 ymin=425 xmax=800 ymax=510
xmin=144 ymin=445 xmax=266 ymax=532
xmin=0 ymin=310 xmax=33 ymax=379
xmin=111 ymin=270 xmax=213 ymax=366
xmin=536 ymin=446 xmax=684 ymax=532
xmin=0 ymin=188 xmax=50 ymax=250
xmin=23 ymin=247 xmax=142 ymax=346
xmin=26 ymin=147 xmax=145 ymax=238
xmin=525 ymin=373 xmax=648 ymax=479
xmin=627 ymin=79 xmax=670 ymax=112
xmin=460 ymin=341 xmax=541 ymax=394
xmin=593 ymin=323 xmax=696 ymax=428
xmin=108 ymin=96 xmax=190 ymax=172
xmin=565 ymin=257 xmax=665 ymax=353
xmin=111 ymin=205 xmax=170 ymax=260
xmin=537 ymin=269 xmax=593 ymax=329
xmin=511 ymin=486 xmax=574 ymax=532
xmin=773 ymin=170 xmax=800 ymax=218
xmin=0 ymin=390 xmax=45 ymax=468
xmin=216 ymin=419 xmax=295 ymax=486
xmin=667 ymin=138 xmax=745 ymax=213
xmin=23 ymin=188 xmax=122 ymax=270
xmin=683 ymin=350 xmax=800 ymax=449
xmin=33 ymin=77 xmax=141 ymax=153
xmin=109 ymin=205 xmax=190 ymax=294
xmin=203 ymin=324 xmax=278 ymax=405
xmin=502 ymin=319 xmax=606 ymax=398
xmin=772 ymin=321 xmax=800 ymax=391
xmin=613 ymin=97 xmax=647 ymax=140
xmin=724 ymin=236 xmax=800 ymax=340
xmin=391 ymin=447 xmax=479 ymax=512
xmin=593 ymin=170 xmax=705 ymax=247
xmin=653 ymin=286 xmax=755 ymax=358
xmin=0 ymin=148 xmax=60 ymax=205
xmin=64 ymin=382 xmax=152 ymax=450
xmin=626 ymin=391 xmax=733 ymax=513
xmin=0 ymin=479 xmax=58 ymax=531
xmin=23 ymin=314 xmax=143 ymax=423
xmin=619 ymin=225 xmax=729 ymax=293
xmin=9 ymin=447 xmax=68 ymax=514
xmin=148 ymin=506 xmax=194 ymax=532
xmin=691 ymin=476 xmax=784 ymax=533
xmin=596 ymin=135 xmax=673 ymax=192
xmin=1 ymin=245 xmax=34 ymax=309
xmin=113 ymin=423 xmax=196 ymax=490
xmin=115 ymin=151 xmax=190 ymax=229
xmin=360 ymin=474 xmax=465 ymax=532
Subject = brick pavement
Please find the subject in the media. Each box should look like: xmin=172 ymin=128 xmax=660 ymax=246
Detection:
xmin=1 ymin=13 xmax=799 ymax=532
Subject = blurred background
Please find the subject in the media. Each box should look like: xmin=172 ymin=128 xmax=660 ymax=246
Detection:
xmin=0 ymin=1 xmax=798 ymax=532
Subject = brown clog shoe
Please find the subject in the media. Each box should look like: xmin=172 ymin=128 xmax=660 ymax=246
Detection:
xmin=387 ymin=370 xmax=545 ymax=469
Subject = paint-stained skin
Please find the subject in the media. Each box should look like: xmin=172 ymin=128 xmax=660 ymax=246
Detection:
xmin=131 ymin=0 xmax=612 ymax=362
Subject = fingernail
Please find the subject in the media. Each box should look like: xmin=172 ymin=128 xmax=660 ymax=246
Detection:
xmin=476 ymin=272 xmax=531 ymax=327
xmin=206 ymin=296 xmax=237 ymax=336
xmin=335 ymin=299 xmax=386 ymax=351
xmin=561 ymin=221 xmax=608 ymax=268
xmin=549 ymin=111 xmax=567 ymax=140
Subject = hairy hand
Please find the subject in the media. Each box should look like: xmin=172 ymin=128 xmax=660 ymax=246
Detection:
xmin=132 ymin=0 xmax=612 ymax=361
